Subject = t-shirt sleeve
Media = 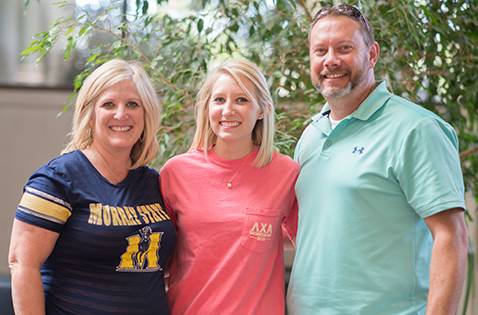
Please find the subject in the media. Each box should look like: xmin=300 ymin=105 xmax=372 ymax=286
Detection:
xmin=394 ymin=118 xmax=466 ymax=218
xmin=15 ymin=164 xmax=72 ymax=233
xmin=282 ymin=197 xmax=298 ymax=245
xmin=282 ymin=160 xmax=300 ymax=244
xmin=159 ymin=165 xmax=177 ymax=223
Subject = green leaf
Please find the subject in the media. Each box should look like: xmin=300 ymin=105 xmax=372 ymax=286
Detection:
xmin=65 ymin=26 xmax=75 ymax=36
xmin=79 ymin=24 xmax=90 ymax=37
xmin=197 ymin=18 xmax=204 ymax=33
xmin=63 ymin=36 xmax=76 ymax=60
xmin=142 ymin=0 xmax=149 ymax=15
xmin=87 ymin=52 xmax=101 ymax=63
xmin=230 ymin=22 xmax=239 ymax=33
xmin=249 ymin=25 xmax=255 ymax=37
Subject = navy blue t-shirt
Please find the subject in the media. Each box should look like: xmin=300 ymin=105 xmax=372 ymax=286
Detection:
xmin=16 ymin=150 xmax=176 ymax=315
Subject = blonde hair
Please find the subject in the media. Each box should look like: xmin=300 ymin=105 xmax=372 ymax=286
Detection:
xmin=62 ymin=59 xmax=160 ymax=168
xmin=190 ymin=58 xmax=275 ymax=168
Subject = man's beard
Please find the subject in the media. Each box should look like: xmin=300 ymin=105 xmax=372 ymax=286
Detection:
xmin=314 ymin=59 xmax=368 ymax=98
xmin=315 ymin=80 xmax=353 ymax=98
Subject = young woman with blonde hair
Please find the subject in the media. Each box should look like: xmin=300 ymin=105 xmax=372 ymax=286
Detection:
xmin=9 ymin=59 xmax=176 ymax=315
xmin=160 ymin=58 xmax=298 ymax=314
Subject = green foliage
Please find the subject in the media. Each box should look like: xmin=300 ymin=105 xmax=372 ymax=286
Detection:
xmin=23 ymin=0 xmax=478 ymax=194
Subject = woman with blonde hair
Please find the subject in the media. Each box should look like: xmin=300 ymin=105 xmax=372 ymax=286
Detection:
xmin=160 ymin=58 xmax=299 ymax=314
xmin=9 ymin=59 xmax=176 ymax=315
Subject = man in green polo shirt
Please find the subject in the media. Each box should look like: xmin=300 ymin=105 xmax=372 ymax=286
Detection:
xmin=286 ymin=4 xmax=468 ymax=315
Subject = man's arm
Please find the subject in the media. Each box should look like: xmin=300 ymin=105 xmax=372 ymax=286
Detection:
xmin=424 ymin=208 xmax=467 ymax=315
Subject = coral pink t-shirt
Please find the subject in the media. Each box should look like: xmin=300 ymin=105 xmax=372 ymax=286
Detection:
xmin=160 ymin=148 xmax=299 ymax=315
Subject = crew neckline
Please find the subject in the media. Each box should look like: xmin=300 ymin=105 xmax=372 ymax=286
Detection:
xmin=207 ymin=147 xmax=259 ymax=169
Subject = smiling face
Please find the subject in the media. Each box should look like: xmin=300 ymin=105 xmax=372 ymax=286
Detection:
xmin=90 ymin=80 xmax=145 ymax=153
xmin=309 ymin=16 xmax=375 ymax=99
xmin=208 ymin=73 xmax=263 ymax=155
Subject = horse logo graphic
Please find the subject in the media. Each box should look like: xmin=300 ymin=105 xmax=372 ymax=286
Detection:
xmin=132 ymin=226 xmax=153 ymax=269
xmin=116 ymin=226 xmax=163 ymax=272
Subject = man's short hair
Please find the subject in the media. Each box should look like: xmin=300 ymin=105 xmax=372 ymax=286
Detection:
xmin=310 ymin=4 xmax=374 ymax=47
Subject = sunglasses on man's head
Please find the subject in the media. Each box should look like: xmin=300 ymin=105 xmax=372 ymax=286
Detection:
xmin=312 ymin=4 xmax=371 ymax=34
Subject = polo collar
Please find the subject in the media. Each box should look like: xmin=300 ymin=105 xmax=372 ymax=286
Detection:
xmin=312 ymin=80 xmax=392 ymax=124
xmin=350 ymin=81 xmax=392 ymax=121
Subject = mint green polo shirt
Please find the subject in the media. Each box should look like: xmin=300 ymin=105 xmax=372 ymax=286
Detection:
xmin=287 ymin=81 xmax=465 ymax=315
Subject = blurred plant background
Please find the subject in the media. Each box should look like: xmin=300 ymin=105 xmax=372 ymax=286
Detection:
xmin=20 ymin=0 xmax=478 ymax=313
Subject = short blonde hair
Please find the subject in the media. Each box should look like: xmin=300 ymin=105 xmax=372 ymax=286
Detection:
xmin=63 ymin=59 xmax=160 ymax=168
xmin=190 ymin=58 xmax=275 ymax=168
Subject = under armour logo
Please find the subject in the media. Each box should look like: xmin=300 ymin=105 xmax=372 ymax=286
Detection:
xmin=352 ymin=146 xmax=365 ymax=154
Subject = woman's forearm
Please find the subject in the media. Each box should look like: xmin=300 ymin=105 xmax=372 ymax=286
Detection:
xmin=11 ymin=265 xmax=46 ymax=315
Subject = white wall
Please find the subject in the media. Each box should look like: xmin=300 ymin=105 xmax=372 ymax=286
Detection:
xmin=0 ymin=0 xmax=74 ymax=86
xmin=0 ymin=87 xmax=72 ymax=274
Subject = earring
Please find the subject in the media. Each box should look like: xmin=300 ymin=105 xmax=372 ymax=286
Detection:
xmin=139 ymin=133 xmax=145 ymax=143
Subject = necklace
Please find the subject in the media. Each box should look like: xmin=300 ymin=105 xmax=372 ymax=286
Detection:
xmin=225 ymin=153 xmax=250 ymax=189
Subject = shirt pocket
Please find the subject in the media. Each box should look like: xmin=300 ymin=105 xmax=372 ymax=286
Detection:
xmin=240 ymin=207 xmax=282 ymax=253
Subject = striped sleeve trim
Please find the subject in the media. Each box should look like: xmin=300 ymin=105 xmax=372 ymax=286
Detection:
xmin=18 ymin=188 xmax=72 ymax=224
xmin=25 ymin=186 xmax=72 ymax=209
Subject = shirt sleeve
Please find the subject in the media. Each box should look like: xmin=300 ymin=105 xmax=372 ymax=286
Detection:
xmin=294 ymin=131 xmax=303 ymax=163
xmin=159 ymin=165 xmax=177 ymax=223
xmin=394 ymin=117 xmax=466 ymax=218
xmin=282 ymin=197 xmax=298 ymax=245
xmin=282 ymin=160 xmax=300 ymax=244
xmin=15 ymin=164 xmax=72 ymax=233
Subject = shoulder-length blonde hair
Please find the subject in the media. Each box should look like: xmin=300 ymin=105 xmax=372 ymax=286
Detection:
xmin=189 ymin=58 xmax=275 ymax=168
xmin=62 ymin=59 xmax=160 ymax=168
